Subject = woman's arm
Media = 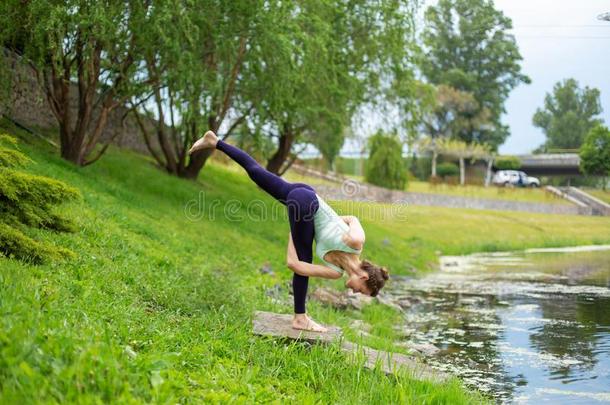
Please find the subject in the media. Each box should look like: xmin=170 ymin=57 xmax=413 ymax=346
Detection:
xmin=339 ymin=215 xmax=365 ymax=250
xmin=286 ymin=233 xmax=342 ymax=279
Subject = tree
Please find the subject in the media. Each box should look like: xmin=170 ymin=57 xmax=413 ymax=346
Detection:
xmin=312 ymin=124 xmax=346 ymax=172
xmin=0 ymin=1 xmax=150 ymax=166
xmin=580 ymin=125 xmax=610 ymax=189
xmin=418 ymin=84 xmax=491 ymax=176
xmin=533 ymin=78 xmax=603 ymax=151
xmin=365 ymin=132 xmax=407 ymax=190
xmin=420 ymin=0 xmax=530 ymax=149
xmin=253 ymin=0 xmax=420 ymax=175
xmin=129 ymin=0 xmax=281 ymax=178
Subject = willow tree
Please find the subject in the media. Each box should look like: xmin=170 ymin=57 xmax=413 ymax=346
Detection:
xmin=129 ymin=1 xmax=294 ymax=178
xmin=0 ymin=0 xmax=150 ymax=165
xmin=243 ymin=0 xmax=420 ymax=175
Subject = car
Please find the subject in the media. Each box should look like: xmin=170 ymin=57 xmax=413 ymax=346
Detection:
xmin=492 ymin=170 xmax=540 ymax=188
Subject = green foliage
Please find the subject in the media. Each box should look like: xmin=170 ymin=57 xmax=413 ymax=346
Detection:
xmin=580 ymin=125 xmax=610 ymax=184
xmin=365 ymin=132 xmax=407 ymax=190
xmin=437 ymin=162 xmax=459 ymax=178
xmin=0 ymin=134 xmax=80 ymax=263
xmin=0 ymin=135 xmax=31 ymax=167
xmin=420 ymin=0 xmax=530 ymax=148
xmin=420 ymin=85 xmax=492 ymax=142
xmin=495 ymin=156 xmax=522 ymax=170
xmin=0 ymin=0 xmax=150 ymax=165
xmin=533 ymin=78 xmax=603 ymax=150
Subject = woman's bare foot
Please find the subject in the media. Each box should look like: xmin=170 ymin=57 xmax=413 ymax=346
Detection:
xmin=188 ymin=130 xmax=218 ymax=154
xmin=292 ymin=313 xmax=328 ymax=333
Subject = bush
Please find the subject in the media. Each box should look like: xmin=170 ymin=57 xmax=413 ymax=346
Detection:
xmin=0 ymin=135 xmax=80 ymax=263
xmin=365 ymin=132 xmax=407 ymax=190
xmin=494 ymin=156 xmax=521 ymax=170
xmin=580 ymin=125 xmax=610 ymax=187
xmin=436 ymin=162 xmax=459 ymax=178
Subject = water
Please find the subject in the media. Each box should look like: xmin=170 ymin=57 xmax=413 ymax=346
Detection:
xmin=385 ymin=245 xmax=610 ymax=404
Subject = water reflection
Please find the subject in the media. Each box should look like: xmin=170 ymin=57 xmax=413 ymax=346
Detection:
xmin=386 ymin=246 xmax=610 ymax=404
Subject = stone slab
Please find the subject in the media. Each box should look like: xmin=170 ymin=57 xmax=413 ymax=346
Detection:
xmin=252 ymin=311 xmax=450 ymax=383
xmin=252 ymin=311 xmax=342 ymax=344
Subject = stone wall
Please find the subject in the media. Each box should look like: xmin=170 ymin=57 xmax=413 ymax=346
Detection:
xmin=0 ymin=51 xmax=157 ymax=154
xmin=290 ymin=164 xmax=590 ymax=216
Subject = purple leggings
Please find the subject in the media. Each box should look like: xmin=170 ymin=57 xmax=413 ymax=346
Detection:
xmin=216 ymin=139 xmax=319 ymax=314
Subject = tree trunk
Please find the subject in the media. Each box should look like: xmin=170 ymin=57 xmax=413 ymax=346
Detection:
xmin=484 ymin=158 xmax=494 ymax=187
xmin=459 ymin=157 xmax=465 ymax=185
xmin=181 ymin=148 xmax=213 ymax=179
xmin=431 ymin=150 xmax=438 ymax=177
xmin=58 ymin=125 xmax=86 ymax=165
xmin=266 ymin=131 xmax=295 ymax=175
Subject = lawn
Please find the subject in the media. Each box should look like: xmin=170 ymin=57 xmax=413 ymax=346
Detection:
xmin=3 ymin=122 xmax=610 ymax=403
xmin=405 ymin=180 xmax=569 ymax=205
xmin=586 ymin=188 xmax=610 ymax=205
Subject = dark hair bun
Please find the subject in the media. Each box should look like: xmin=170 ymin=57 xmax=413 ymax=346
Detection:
xmin=380 ymin=267 xmax=389 ymax=280
xmin=360 ymin=260 xmax=389 ymax=296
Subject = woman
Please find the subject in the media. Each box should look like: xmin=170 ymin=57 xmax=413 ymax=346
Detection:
xmin=189 ymin=131 xmax=389 ymax=332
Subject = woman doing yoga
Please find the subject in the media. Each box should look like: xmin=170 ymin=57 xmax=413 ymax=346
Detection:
xmin=189 ymin=131 xmax=389 ymax=332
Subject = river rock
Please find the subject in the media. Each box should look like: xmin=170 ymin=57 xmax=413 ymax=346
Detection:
xmin=403 ymin=342 xmax=441 ymax=357
xmin=310 ymin=287 xmax=349 ymax=309
xmin=347 ymin=291 xmax=374 ymax=310
xmin=309 ymin=287 xmax=374 ymax=310
xmin=375 ymin=293 xmax=403 ymax=312
xmin=259 ymin=262 xmax=275 ymax=275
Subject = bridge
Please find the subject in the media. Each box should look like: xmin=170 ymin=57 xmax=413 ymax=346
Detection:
xmin=513 ymin=153 xmax=581 ymax=176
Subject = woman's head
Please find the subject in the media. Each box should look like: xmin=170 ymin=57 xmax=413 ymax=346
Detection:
xmin=345 ymin=259 xmax=389 ymax=297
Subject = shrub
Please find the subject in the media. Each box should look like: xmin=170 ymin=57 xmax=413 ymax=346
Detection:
xmin=365 ymin=132 xmax=407 ymax=190
xmin=0 ymin=135 xmax=80 ymax=263
xmin=580 ymin=125 xmax=610 ymax=188
xmin=494 ymin=155 xmax=521 ymax=170
xmin=494 ymin=156 xmax=521 ymax=170
xmin=436 ymin=162 xmax=459 ymax=178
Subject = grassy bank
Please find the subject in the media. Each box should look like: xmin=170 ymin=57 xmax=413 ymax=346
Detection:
xmin=0 ymin=127 xmax=485 ymax=403
xmin=3 ymin=125 xmax=610 ymax=402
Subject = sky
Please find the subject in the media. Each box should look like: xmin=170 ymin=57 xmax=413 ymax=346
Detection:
xmin=493 ymin=0 xmax=610 ymax=154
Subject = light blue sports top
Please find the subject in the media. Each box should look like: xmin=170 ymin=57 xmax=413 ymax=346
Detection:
xmin=313 ymin=193 xmax=362 ymax=274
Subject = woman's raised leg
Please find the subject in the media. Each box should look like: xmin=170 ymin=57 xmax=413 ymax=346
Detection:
xmin=190 ymin=131 xmax=313 ymax=204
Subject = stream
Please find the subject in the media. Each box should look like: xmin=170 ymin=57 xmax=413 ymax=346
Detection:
xmin=385 ymin=245 xmax=610 ymax=404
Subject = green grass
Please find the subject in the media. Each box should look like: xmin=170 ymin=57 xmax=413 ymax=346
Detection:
xmin=0 ymin=125 xmax=488 ymax=403
xmin=586 ymin=188 xmax=610 ymax=205
xmin=3 ymin=122 xmax=610 ymax=403
xmin=405 ymin=180 xmax=569 ymax=205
